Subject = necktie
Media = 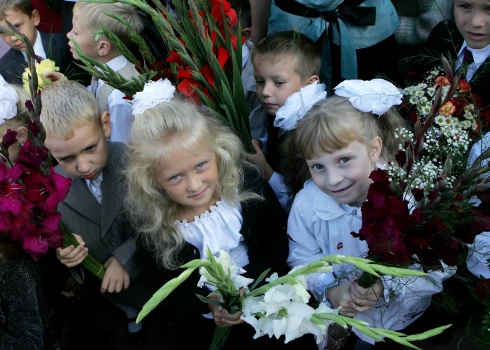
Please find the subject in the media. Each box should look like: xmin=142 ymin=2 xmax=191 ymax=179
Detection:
xmin=91 ymin=76 xmax=99 ymax=97
xmin=90 ymin=178 xmax=103 ymax=205
xmin=34 ymin=55 xmax=44 ymax=63
xmin=458 ymin=48 xmax=474 ymax=79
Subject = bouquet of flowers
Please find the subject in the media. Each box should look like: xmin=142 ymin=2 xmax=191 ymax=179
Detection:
xmin=352 ymin=58 xmax=490 ymax=288
xmin=136 ymin=249 xmax=450 ymax=350
xmin=74 ymin=0 xmax=253 ymax=151
xmin=0 ymin=22 xmax=105 ymax=280
xmin=22 ymin=58 xmax=64 ymax=95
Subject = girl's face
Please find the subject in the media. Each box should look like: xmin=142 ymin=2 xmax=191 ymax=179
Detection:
xmin=155 ymin=142 xmax=220 ymax=216
xmin=306 ymin=139 xmax=381 ymax=207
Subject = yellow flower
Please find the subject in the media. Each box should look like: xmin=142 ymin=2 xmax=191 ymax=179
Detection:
xmin=22 ymin=59 xmax=63 ymax=95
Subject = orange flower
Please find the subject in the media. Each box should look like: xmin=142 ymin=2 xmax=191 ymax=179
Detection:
xmin=439 ymin=101 xmax=456 ymax=116
xmin=434 ymin=76 xmax=450 ymax=87
xmin=457 ymin=79 xmax=472 ymax=93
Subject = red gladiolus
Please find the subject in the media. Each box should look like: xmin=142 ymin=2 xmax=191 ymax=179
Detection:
xmin=166 ymin=50 xmax=184 ymax=65
xmin=210 ymin=0 xmax=237 ymax=26
xmin=2 ymin=129 xmax=18 ymax=150
xmin=23 ymin=212 xmax=64 ymax=260
xmin=28 ymin=121 xmax=41 ymax=137
xmin=0 ymin=163 xmax=25 ymax=217
xmin=216 ymin=47 xmax=229 ymax=69
xmin=200 ymin=64 xmax=215 ymax=87
xmin=177 ymin=65 xmax=193 ymax=80
xmin=178 ymin=79 xmax=200 ymax=101
xmin=17 ymin=140 xmax=48 ymax=169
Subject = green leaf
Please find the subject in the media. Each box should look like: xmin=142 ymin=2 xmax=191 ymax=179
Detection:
xmin=249 ymin=268 xmax=271 ymax=292
xmin=196 ymin=294 xmax=225 ymax=307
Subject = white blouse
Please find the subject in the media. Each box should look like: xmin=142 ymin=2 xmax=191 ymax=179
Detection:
xmin=176 ymin=199 xmax=249 ymax=268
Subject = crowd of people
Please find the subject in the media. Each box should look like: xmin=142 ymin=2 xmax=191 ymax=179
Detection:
xmin=0 ymin=0 xmax=489 ymax=349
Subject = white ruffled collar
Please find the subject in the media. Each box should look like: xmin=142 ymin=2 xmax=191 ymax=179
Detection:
xmin=274 ymin=81 xmax=327 ymax=131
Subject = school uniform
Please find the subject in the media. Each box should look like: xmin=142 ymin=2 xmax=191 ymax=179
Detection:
xmin=55 ymin=142 xmax=153 ymax=309
xmin=0 ymin=30 xmax=70 ymax=86
xmin=426 ymin=20 xmax=490 ymax=107
xmin=91 ymin=55 xmax=139 ymax=143
xmin=287 ymin=180 xmax=456 ymax=345
xmin=139 ymin=167 xmax=316 ymax=349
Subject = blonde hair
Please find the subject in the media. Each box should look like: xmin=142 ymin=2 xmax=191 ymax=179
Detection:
xmin=40 ymin=80 xmax=100 ymax=140
xmin=73 ymin=2 xmax=144 ymax=46
xmin=252 ymin=31 xmax=321 ymax=80
xmin=295 ymin=96 xmax=407 ymax=162
xmin=1 ymin=84 xmax=30 ymax=131
xmin=126 ymin=100 xmax=260 ymax=269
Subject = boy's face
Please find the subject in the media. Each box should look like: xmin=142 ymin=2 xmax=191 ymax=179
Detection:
xmin=67 ymin=13 xmax=99 ymax=60
xmin=454 ymin=0 xmax=490 ymax=49
xmin=45 ymin=114 xmax=111 ymax=179
xmin=253 ymin=56 xmax=318 ymax=116
xmin=0 ymin=9 xmax=40 ymax=51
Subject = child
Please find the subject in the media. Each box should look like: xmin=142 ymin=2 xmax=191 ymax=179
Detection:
xmin=126 ymin=79 xmax=316 ymax=349
xmin=40 ymin=80 xmax=153 ymax=346
xmin=286 ymin=80 xmax=456 ymax=348
xmin=247 ymin=31 xmax=325 ymax=212
xmin=67 ymin=1 xmax=144 ymax=143
xmin=0 ymin=0 xmax=70 ymax=85
xmin=426 ymin=0 xmax=490 ymax=106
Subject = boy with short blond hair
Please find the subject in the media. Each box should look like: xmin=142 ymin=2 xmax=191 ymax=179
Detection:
xmin=0 ymin=0 xmax=70 ymax=85
xmin=41 ymin=80 xmax=152 ymax=345
xmin=67 ymin=1 xmax=143 ymax=143
xmin=246 ymin=31 xmax=322 ymax=212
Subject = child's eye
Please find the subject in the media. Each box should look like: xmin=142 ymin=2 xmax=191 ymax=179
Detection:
xmin=339 ymin=157 xmax=350 ymax=164
xmin=61 ymin=157 xmax=74 ymax=163
xmin=196 ymin=161 xmax=209 ymax=171
xmin=275 ymin=81 xmax=285 ymax=86
xmin=255 ymin=79 xmax=264 ymax=86
xmin=311 ymin=164 xmax=324 ymax=171
xmin=169 ymin=174 xmax=181 ymax=182
xmin=86 ymin=145 xmax=96 ymax=152
xmin=458 ymin=3 xmax=472 ymax=10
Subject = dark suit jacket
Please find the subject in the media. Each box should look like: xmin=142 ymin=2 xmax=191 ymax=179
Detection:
xmin=55 ymin=142 xmax=153 ymax=308
xmin=426 ymin=20 xmax=490 ymax=106
xmin=0 ymin=31 xmax=70 ymax=86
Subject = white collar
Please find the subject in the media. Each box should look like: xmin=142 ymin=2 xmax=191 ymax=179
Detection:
xmin=456 ymin=42 xmax=490 ymax=81
xmin=306 ymin=181 xmax=360 ymax=221
xmin=22 ymin=30 xmax=46 ymax=62
xmin=242 ymin=40 xmax=252 ymax=69
xmin=97 ymin=55 xmax=128 ymax=87
xmin=84 ymin=172 xmax=104 ymax=188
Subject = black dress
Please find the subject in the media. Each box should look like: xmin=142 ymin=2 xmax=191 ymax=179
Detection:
xmin=140 ymin=168 xmax=317 ymax=349
xmin=0 ymin=246 xmax=68 ymax=349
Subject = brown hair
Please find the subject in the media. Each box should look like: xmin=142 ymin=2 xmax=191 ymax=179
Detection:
xmin=252 ymin=31 xmax=321 ymax=80
xmin=0 ymin=0 xmax=33 ymax=19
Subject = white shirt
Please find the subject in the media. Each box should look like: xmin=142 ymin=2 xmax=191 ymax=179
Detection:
xmin=455 ymin=42 xmax=490 ymax=82
xmin=91 ymin=55 xmax=134 ymax=143
xmin=287 ymin=180 xmax=456 ymax=344
xmin=22 ymin=30 xmax=46 ymax=63
xmin=84 ymin=172 xmax=103 ymax=202
xmin=176 ymin=199 xmax=249 ymax=268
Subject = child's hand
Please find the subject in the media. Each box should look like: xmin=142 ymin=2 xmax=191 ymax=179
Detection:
xmin=101 ymin=256 xmax=130 ymax=294
xmin=245 ymin=139 xmax=274 ymax=181
xmin=348 ymin=277 xmax=384 ymax=313
xmin=44 ymin=71 xmax=65 ymax=83
xmin=55 ymin=233 xmax=88 ymax=267
xmin=327 ymin=280 xmax=358 ymax=317
xmin=208 ymin=295 xmax=244 ymax=326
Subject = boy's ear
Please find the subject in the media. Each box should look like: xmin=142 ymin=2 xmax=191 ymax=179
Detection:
xmin=97 ymin=39 xmax=112 ymax=57
xmin=100 ymin=111 xmax=112 ymax=139
xmin=30 ymin=10 xmax=40 ymax=27
xmin=306 ymin=75 xmax=320 ymax=85
xmin=16 ymin=126 xmax=28 ymax=144
xmin=241 ymin=27 xmax=252 ymax=41
xmin=370 ymin=136 xmax=382 ymax=163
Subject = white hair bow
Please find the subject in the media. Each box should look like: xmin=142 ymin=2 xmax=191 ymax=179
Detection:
xmin=0 ymin=74 xmax=19 ymax=125
xmin=132 ymin=78 xmax=176 ymax=116
xmin=334 ymin=79 xmax=403 ymax=116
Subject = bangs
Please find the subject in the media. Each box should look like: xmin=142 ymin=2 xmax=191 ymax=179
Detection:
xmin=297 ymin=111 xmax=361 ymax=159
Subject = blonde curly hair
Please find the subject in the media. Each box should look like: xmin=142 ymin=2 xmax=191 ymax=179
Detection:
xmin=126 ymin=101 xmax=259 ymax=269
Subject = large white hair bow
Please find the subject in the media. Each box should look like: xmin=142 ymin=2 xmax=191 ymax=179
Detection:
xmin=334 ymin=79 xmax=403 ymax=116
xmin=0 ymin=74 xmax=19 ymax=125
xmin=274 ymin=81 xmax=327 ymax=131
xmin=132 ymin=78 xmax=176 ymax=116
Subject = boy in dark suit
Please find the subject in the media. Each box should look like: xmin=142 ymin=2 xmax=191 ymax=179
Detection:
xmin=40 ymin=80 xmax=153 ymax=346
xmin=0 ymin=0 xmax=70 ymax=85
xmin=426 ymin=0 xmax=490 ymax=106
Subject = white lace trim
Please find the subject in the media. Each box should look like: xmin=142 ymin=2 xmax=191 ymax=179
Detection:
xmin=132 ymin=78 xmax=175 ymax=116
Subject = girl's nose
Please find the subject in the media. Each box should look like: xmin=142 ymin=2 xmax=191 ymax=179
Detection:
xmin=325 ymin=168 xmax=343 ymax=188
xmin=186 ymin=174 xmax=202 ymax=192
